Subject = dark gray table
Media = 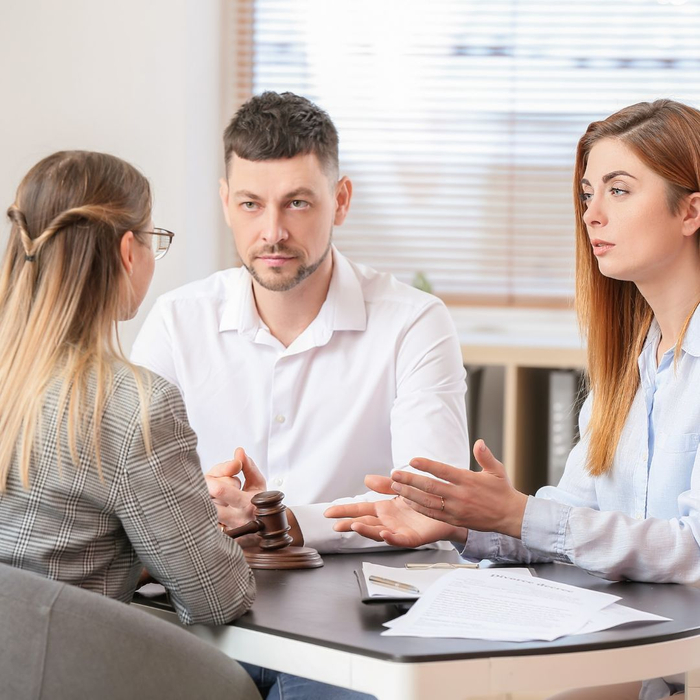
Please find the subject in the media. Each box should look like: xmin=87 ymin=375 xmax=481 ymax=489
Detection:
xmin=137 ymin=550 xmax=700 ymax=699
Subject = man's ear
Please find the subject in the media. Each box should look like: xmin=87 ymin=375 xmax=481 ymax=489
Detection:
xmin=120 ymin=231 xmax=135 ymax=275
xmin=219 ymin=178 xmax=232 ymax=228
xmin=333 ymin=176 xmax=353 ymax=226
xmin=682 ymin=192 xmax=700 ymax=238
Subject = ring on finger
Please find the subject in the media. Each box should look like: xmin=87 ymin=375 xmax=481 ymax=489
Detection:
xmin=439 ymin=496 xmax=445 ymax=512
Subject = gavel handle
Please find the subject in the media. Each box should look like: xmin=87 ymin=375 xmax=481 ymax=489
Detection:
xmin=223 ymin=519 xmax=263 ymax=539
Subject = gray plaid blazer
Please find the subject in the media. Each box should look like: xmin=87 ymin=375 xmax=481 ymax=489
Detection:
xmin=0 ymin=364 xmax=255 ymax=625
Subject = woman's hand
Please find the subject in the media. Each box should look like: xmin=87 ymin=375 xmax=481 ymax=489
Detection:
xmin=324 ymin=475 xmax=468 ymax=548
xmin=392 ymin=440 xmax=528 ymax=539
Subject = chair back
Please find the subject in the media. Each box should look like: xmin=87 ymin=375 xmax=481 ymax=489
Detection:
xmin=0 ymin=564 xmax=261 ymax=700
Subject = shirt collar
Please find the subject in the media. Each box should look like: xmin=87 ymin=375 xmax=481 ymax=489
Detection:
xmin=642 ymin=318 xmax=661 ymax=357
xmin=218 ymin=266 xmax=259 ymax=339
xmin=680 ymin=303 xmax=700 ymax=358
xmin=641 ymin=303 xmax=700 ymax=361
xmin=318 ymin=247 xmax=367 ymax=333
xmin=218 ymin=246 xmax=367 ymax=340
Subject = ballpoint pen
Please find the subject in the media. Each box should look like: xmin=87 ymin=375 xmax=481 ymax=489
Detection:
xmin=404 ymin=562 xmax=479 ymax=570
xmin=368 ymin=575 xmax=420 ymax=594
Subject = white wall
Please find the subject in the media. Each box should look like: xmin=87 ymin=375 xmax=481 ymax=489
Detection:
xmin=0 ymin=0 xmax=236 ymax=350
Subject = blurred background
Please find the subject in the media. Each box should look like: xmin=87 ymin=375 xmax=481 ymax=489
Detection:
xmin=1 ymin=0 xmax=698 ymax=485
xmin=2 ymin=0 xmax=699 ymax=347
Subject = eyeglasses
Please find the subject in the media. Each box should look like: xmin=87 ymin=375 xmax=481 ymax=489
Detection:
xmin=134 ymin=227 xmax=175 ymax=260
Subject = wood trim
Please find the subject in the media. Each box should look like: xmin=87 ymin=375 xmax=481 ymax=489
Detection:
xmin=439 ymin=294 xmax=576 ymax=310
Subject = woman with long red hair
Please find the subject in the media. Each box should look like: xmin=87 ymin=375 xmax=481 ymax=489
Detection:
xmin=327 ymin=99 xmax=700 ymax=700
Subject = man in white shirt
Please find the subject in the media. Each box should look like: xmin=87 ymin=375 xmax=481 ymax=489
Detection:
xmin=131 ymin=91 xmax=469 ymax=554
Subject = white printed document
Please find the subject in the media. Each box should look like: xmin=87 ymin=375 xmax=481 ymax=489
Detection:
xmin=575 ymin=603 xmax=669 ymax=635
xmin=381 ymin=569 xmax=668 ymax=641
xmin=362 ymin=562 xmax=532 ymax=599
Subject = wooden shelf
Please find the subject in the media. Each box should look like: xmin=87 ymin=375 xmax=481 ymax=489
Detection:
xmin=461 ymin=344 xmax=586 ymax=369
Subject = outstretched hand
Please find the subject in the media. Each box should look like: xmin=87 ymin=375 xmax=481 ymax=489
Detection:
xmin=324 ymin=475 xmax=468 ymax=548
xmin=205 ymin=447 xmax=267 ymax=529
xmin=392 ymin=440 xmax=527 ymax=539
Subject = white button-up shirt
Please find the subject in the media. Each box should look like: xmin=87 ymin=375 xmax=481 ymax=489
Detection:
xmin=132 ymin=248 xmax=469 ymax=551
xmin=464 ymin=307 xmax=700 ymax=585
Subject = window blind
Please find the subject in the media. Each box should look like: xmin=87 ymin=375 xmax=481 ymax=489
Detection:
xmin=232 ymin=0 xmax=700 ymax=305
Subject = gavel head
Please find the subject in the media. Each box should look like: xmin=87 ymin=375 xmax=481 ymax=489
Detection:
xmin=223 ymin=490 xmax=324 ymax=570
xmin=251 ymin=490 xmax=294 ymax=551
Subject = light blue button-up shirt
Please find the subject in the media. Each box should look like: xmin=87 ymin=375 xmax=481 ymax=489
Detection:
xmin=463 ymin=307 xmax=700 ymax=585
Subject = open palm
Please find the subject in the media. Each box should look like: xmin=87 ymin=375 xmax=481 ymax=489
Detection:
xmin=325 ymin=476 xmax=462 ymax=548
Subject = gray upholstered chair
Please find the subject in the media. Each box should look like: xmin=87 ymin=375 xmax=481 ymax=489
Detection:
xmin=0 ymin=563 xmax=262 ymax=700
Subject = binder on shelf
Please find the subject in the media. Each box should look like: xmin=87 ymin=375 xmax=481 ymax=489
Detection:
xmin=547 ymin=370 xmax=585 ymax=486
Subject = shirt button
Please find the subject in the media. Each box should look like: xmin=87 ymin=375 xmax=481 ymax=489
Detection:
xmin=272 ymin=477 xmax=284 ymax=486
xmin=635 ymin=512 xmax=644 ymax=520
xmin=275 ymin=415 xmax=286 ymax=424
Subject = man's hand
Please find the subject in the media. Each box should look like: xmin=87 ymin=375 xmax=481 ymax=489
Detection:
xmin=205 ymin=447 xmax=267 ymax=529
xmin=324 ymin=475 xmax=467 ymax=548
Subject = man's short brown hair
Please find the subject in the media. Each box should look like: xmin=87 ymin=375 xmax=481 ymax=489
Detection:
xmin=223 ymin=91 xmax=339 ymax=178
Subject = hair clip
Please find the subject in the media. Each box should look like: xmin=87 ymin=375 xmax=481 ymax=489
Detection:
xmin=24 ymin=255 xmax=36 ymax=262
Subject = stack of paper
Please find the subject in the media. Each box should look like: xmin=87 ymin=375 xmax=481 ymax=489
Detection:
xmin=363 ymin=562 xmax=532 ymax=600
xmin=381 ymin=568 xmax=669 ymax=641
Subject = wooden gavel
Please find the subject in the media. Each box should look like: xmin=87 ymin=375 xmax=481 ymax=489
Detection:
xmin=222 ymin=490 xmax=323 ymax=570
xmin=223 ymin=490 xmax=294 ymax=549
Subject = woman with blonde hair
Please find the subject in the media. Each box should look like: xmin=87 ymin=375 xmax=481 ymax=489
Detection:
xmin=0 ymin=150 xmax=255 ymax=628
xmin=326 ymin=99 xmax=700 ymax=700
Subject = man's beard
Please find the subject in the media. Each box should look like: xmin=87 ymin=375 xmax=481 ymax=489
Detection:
xmin=244 ymin=235 xmax=333 ymax=292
